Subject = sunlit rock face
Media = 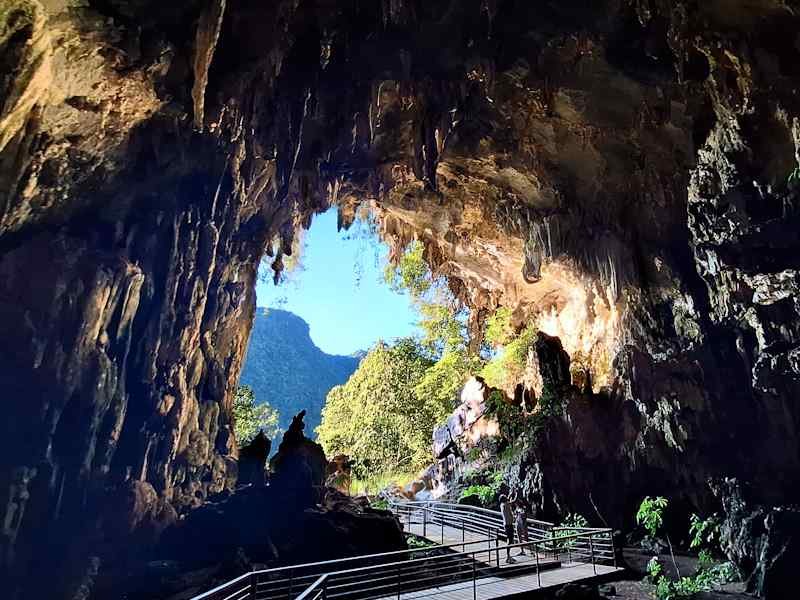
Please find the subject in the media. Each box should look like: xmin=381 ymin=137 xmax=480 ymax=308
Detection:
xmin=1 ymin=0 xmax=800 ymax=598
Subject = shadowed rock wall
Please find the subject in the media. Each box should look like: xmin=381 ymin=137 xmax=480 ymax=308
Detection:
xmin=1 ymin=1 xmax=800 ymax=598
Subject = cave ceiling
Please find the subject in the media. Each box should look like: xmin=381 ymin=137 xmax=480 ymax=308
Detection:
xmin=2 ymin=1 xmax=800 ymax=597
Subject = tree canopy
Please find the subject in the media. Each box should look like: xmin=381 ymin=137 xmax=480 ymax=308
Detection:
xmin=316 ymin=339 xmax=438 ymax=477
xmin=317 ymin=240 xmax=543 ymax=480
xmin=232 ymin=385 xmax=281 ymax=446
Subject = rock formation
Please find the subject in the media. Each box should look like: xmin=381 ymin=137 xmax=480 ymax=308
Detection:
xmin=270 ymin=410 xmax=328 ymax=508
xmin=132 ymin=424 xmax=404 ymax=600
xmin=1 ymin=1 xmax=800 ymax=598
xmin=237 ymin=431 xmax=270 ymax=487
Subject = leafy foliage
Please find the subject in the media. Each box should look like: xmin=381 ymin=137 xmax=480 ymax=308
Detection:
xmin=232 ymin=385 xmax=281 ymax=446
xmin=481 ymin=323 xmax=537 ymax=390
xmin=407 ymin=535 xmax=435 ymax=549
xmin=459 ymin=470 xmax=504 ymax=506
xmin=352 ymin=471 xmax=417 ymax=495
xmin=689 ymin=513 xmax=720 ymax=550
xmin=417 ymin=303 xmax=469 ymax=356
xmin=316 ymin=339 xmax=437 ymax=478
xmin=466 ymin=446 xmax=482 ymax=461
xmin=415 ymin=349 xmax=483 ymax=424
xmin=650 ymin=559 xmax=738 ymax=600
xmin=484 ymin=307 xmax=514 ymax=347
xmin=647 ymin=556 xmax=664 ymax=582
xmin=636 ymin=496 xmax=668 ymax=538
xmin=370 ymin=497 xmax=390 ymax=511
xmin=640 ymin=501 xmax=739 ymax=600
xmin=460 ymin=484 xmax=498 ymax=506
xmin=697 ymin=550 xmax=714 ymax=570
xmin=385 ymin=240 xmax=432 ymax=299
xmin=552 ymin=513 xmax=590 ymax=550
xmin=484 ymin=384 xmax=563 ymax=442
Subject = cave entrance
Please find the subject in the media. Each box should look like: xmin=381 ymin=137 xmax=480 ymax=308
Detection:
xmin=238 ymin=207 xmax=418 ymax=448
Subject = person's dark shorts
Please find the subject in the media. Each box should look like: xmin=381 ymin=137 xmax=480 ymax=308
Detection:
xmin=504 ymin=524 xmax=515 ymax=543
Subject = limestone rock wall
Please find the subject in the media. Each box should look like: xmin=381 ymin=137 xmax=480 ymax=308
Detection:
xmin=1 ymin=1 xmax=800 ymax=598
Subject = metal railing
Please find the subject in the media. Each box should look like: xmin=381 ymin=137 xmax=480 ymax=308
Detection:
xmin=189 ymin=501 xmax=616 ymax=600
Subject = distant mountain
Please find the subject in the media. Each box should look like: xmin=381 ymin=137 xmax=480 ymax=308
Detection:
xmin=239 ymin=308 xmax=361 ymax=437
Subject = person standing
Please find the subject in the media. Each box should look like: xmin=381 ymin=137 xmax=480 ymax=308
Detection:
xmin=499 ymin=494 xmax=516 ymax=564
xmin=514 ymin=499 xmax=530 ymax=555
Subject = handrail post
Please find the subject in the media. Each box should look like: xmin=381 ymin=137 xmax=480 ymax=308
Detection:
xmin=494 ymin=531 xmax=499 ymax=568
xmin=288 ymin=568 xmax=293 ymax=600
xmin=441 ymin=516 xmax=445 ymax=544
xmin=589 ymin=534 xmax=597 ymax=575
xmin=250 ymin=572 xmax=257 ymax=599
xmin=323 ymin=576 xmax=328 ymax=600
xmin=396 ymin=560 xmax=401 ymax=600
xmin=423 ymin=506 xmax=427 ymax=537
xmin=535 ymin=541 xmax=541 ymax=587
xmin=472 ymin=551 xmax=477 ymax=600
xmin=461 ymin=517 xmax=465 ymax=552
xmin=612 ymin=531 xmax=618 ymax=568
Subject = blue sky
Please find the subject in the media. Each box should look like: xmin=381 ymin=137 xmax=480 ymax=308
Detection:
xmin=255 ymin=209 xmax=418 ymax=355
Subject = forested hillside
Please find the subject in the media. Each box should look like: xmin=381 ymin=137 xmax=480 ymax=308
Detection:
xmin=240 ymin=309 xmax=361 ymax=435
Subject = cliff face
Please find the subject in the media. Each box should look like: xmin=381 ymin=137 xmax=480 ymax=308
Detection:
xmin=1 ymin=0 xmax=799 ymax=598
xmin=240 ymin=308 xmax=360 ymax=433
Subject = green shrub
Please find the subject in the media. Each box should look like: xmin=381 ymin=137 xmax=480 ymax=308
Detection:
xmin=636 ymin=496 xmax=668 ymax=538
xmin=459 ymin=469 xmax=504 ymax=506
xmin=466 ymin=446 xmax=482 ymax=461
xmin=551 ymin=513 xmax=590 ymax=551
xmin=697 ymin=549 xmax=714 ymax=570
xmin=689 ymin=513 xmax=720 ymax=550
xmin=652 ymin=565 xmax=737 ymax=600
xmin=370 ymin=498 xmax=390 ymax=510
xmin=460 ymin=484 xmax=497 ymax=506
xmin=484 ymin=384 xmax=563 ymax=444
xmin=647 ymin=557 xmax=664 ymax=583
xmin=232 ymin=385 xmax=281 ymax=446
xmin=485 ymin=307 xmax=514 ymax=346
xmin=481 ymin=324 xmax=537 ymax=390
xmin=639 ymin=499 xmax=740 ymax=600
xmin=407 ymin=535 xmax=434 ymax=549
xmin=498 ymin=443 xmax=521 ymax=464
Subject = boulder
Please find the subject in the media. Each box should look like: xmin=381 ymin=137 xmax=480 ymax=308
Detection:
xmin=713 ymin=478 xmax=800 ymax=600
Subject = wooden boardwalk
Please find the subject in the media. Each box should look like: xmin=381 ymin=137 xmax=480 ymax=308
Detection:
xmin=189 ymin=501 xmax=623 ymax=600
xmin=377 ymin=563 xmax=620 ymax=600
xmin=404 ymin=520 xmax=559 ymax=571
xmin=391 ymin=510 xmax=624 ymax=599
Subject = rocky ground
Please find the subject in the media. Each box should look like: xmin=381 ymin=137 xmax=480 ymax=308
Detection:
xmin=615 ymin=548 xmax=750 ymax=600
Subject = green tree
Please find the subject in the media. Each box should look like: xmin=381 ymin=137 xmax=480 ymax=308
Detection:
xmin=385 ymin=240 xmax=471 ymax=359
xmin=316 ymin=339 xmax=436 ymax=478
xmin=415 ymin=349 xmax=484 ymax=420
xmin=384 ymin=240 xmax=431 ymax=299
xmin=232 ymin=385 xmax=281 ymax=446
xmin=481 ymin=322 xmax=537 ymax=390
xmin=484 ymin=306 xmax=514 ymax=347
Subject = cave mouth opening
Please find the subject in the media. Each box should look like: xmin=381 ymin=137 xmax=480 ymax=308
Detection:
xmin=238 ymin=201 xmax=624 ymax=458
xmin=237 ymin=206 xmax=420 ymax=442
